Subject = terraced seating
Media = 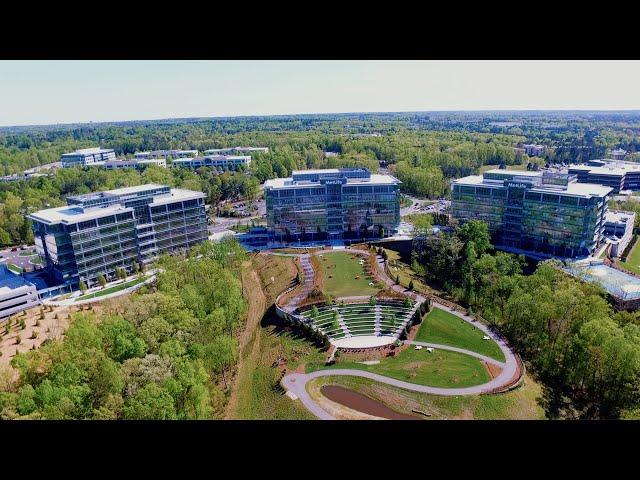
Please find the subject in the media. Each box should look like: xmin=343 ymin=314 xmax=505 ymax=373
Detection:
xmin=296 ymin=300 xmax=419 ymax=343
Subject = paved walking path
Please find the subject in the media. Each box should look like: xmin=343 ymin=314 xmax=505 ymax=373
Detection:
xmin=274 ymin=246 xmax=522 ymax=419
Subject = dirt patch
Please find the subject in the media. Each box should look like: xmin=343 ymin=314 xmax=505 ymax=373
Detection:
xmin=321 ymin=385 xmax=420 ymax=420
xmin=0 ymin=302 xmax=104 ymax=367
xmin=224 ymin=265 xmax=268 ymax=418
xmin=485 ymin=362 xmax=503 ymax=379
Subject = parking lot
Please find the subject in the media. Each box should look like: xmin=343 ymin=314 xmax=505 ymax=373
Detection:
xmin=0 ymin=245 xmax=41 ymax=273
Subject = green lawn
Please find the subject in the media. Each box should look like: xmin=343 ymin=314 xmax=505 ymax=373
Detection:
xmin=621 ymin=236 xmax=640 ymax=275
xmin=415 ymin=307 xmax=505 ymax=362
xmin=319 ymin=252 xmax=380 ymax=297
xmin=18 ymin=251 xmax=37 ymax=257
xmin=7 ymin=263 xmax=22 ymax=274
xmin=75 ymin=276 xmax=148 ymax=301
xmin=309 ymin=374 xmax=545 ymax=420
xmin=307 ymin=346 xmax=490 ymax=388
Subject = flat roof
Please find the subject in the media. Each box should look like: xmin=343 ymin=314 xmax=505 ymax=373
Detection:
xmin=0 ymin=265 xmax=36 ymax=297
xmin=454 ymin=174 xmax=612 ymax=197
xmin=149 ymin=188 xmax=206 ymax=206
xmin=61 ymin=147 xmax=113 ymax=156
xmin=29 ymin=204 xmax=132 ymax=225
xmin=264 ymin=172 xmax=400 ymax=189
xmin=483 ymin=169 xmax=542 ymax=177
xmin=605 ymin=210 xmax=636 ymax=224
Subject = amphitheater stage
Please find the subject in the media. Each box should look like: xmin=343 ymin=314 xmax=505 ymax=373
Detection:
xmin=332 ymin=335 xmax=396 ymax=349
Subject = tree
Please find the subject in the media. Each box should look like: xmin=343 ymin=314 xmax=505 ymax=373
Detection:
xmin=408 ymin=280 xmax=414 ymax=291
xmin=79 ymin=280 xmax=88 ymax=295
xmin=123 ymin=383 xmax=177 ymax=420
xmin=395 ymin=274 xmax=400 ymax=285
xmin=132 ymin=261 xmax=140 ymax=275
xmin=97 ymin=274 xmax=107 ymax=290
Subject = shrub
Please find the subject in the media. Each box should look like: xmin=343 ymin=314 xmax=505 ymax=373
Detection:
xmin=15 ymin=335 xmax=21 ymax=345
xmin=408 ymin=280 xmax=414 ymax=291
xmin=19 ymin=319 xmax=26 ymax=330
xmin=30 ymin=330 xmax=38 ymax=340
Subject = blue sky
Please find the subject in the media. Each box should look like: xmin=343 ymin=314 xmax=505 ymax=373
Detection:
xmin=1 ymin=60 xmax=639 ymax=126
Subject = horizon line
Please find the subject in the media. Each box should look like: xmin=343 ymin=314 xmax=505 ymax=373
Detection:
xmin=3 ymin=108 xmax=640 ymax=129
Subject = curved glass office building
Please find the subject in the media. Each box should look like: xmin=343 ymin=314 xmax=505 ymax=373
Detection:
xmin=29 ymin=184 xmax=208 ymax=287
xmin=452 ymin=170 xmax=612 ymax=258
xmin=264 ymin=168 xmax=401 ymax=242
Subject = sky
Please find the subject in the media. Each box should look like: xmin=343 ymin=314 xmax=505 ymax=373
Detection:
xmin=1 ymin=60 xmax=640 ymax=126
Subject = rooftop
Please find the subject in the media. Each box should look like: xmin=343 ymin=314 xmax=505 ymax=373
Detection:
xmin=454 ymin=170 xmax=612 ymax=197
xmin=605 ymin=210 xmax=636 ymax=225
xmin=0 ymin=265 xmax=36 ymax=297
xmin=264 ymin=171 xmax=400 ymax=189
xmin=28 ymin=204 xmax=131 ymax=225
xmin=61 ymin=147 xmax=114 ymax=156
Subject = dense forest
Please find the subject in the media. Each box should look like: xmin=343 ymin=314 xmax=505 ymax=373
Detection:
xmin=412 ymin=220 xmax=640 ymax=419
xmin=5 ymin=111 xmax=640 ymax=247
xmin=0 ymin=238 xmax=246 ymax=419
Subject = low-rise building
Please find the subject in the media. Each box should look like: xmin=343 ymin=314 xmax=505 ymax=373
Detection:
xmin=172 ymin=155 xmax=251 ymax=171
xmin=0 ymin=265 xmax=40 ymax=321
xmin=204 ymin=147 xmax=268 ymax=155
xmin=522 ymin=144 xmax=547 ymax=157
xmin=134 ymin=150 xmax=198 ymax=160
xmin=604 ymin=210 xmax=636 ymax=257
xmin=569 ymin=160 xmax=640 ymax=193
xmin=60 ymin=148 xmax=116 ymax=168
xmin=104 ymin=158 xmax=166 ymax=170
xmin=611 ymin=148 xmax=628 ymax=161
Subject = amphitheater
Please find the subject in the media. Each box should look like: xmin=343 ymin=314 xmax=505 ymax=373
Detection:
xmin=276 ymin=247 xmax=425 ymax=349
xmin=297 ymin=299 xmax=418 ymax=348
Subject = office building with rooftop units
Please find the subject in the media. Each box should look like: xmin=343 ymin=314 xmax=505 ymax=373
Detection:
xmin=172 ymin=155 xmax=252 ymax=171
xmin=568 ymin=161 xmax=640 ymax=193
xmin=451 ymin=169 xmax=612 ymax=258
xmin=0 ymin=265 xmax=40 ymax=321
xmin=134 ymin=150 xmax=198 ymax=160
xmin=204 ymin=147 xmax=269 ymax=155
xmin=29 ymin=184 xmax=208 ymax=288
xmin=60 ymin=148 xmax=116 ymax=168
xmin=104 ymin=158 xmax=166 ymax=170
xmin=264 ymin=168 xmax=401 ymax=242
xmin=603 ymin=210 xmax=636 ymax=257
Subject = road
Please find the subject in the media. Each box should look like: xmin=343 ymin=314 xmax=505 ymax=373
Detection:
xmin=279 ymin=247 xmax=521 ymax=419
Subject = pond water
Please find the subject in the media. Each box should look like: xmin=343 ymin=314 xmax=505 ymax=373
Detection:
xmin=321 ymin=385 xmax=420 ymax=420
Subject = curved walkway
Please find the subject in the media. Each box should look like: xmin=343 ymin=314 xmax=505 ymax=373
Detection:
xmin=278 ymin=246 xmax=523 ymax=419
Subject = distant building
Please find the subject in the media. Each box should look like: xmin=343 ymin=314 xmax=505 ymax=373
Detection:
xmin=569 ymin=160 xmax=640 ymax=194
xmin=29 ymin=184 xmax=208 ymax=288
xmin=522 ymin=144 xmax=547 ymax=157
xmin=611 ymin=148 xmax=627 ymax=161
xmin=264 ymin=168 xmax=401 ymax=242
xmin=60 ymin=148 xmax=116 ymax=168
xmin=0 ymin=265 xmax=40 ymax=321
xmin=451 ymin=169 xmax=611 ymax=258
xmin=104 ymin=158 xmax=166 ymax=170
xmin=204 ymin=147 xmax=269 ymax=155
xmin=172 ymin=155 xmax=251 ymax=171
xmin=134 ymin=150 xmax=198 ymax=160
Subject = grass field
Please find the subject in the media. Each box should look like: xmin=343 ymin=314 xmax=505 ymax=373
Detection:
xmin=308 ymin=373 xmax=545 ymax=420
xmin=6 ymin=263 xmax=22 ymax=274
xmin=18 ymin=251 xmax=37 ymax=257
xmin=228 ymin=255 xmax=321 ymax=420
xmin=319 ymin=252 xmax=380 ymax=297
xmin=75 ymin=276 xmax=147 ymax=301
xmin=416 ymin=307 xmax=505 ymax=362
xmin=384 ymin=248 xmax=435 ymax=294
xmin=620 ymin=236 xmax=640 ymax=275
xmin=307 ymin=346 xmax=490 ymax=388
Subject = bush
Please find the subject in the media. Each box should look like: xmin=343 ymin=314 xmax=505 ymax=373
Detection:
xmin=19 ymin=319 xmax=26 ymax=330
xmin=408 ymin=280 xmax=414 ymax=291
xmin=30 ymin=330 xmax=38 ymax=340
xmin=15 ymin=335 xmax=21 ymax=345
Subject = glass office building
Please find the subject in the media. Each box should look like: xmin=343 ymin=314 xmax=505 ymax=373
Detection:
xmin=29 ymin=184 xmax=208 ymax=287
xmin=264 ymin=168 xmax=401 ymax=241
xmin=451 ymin=169 xmax=612 ymax=258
